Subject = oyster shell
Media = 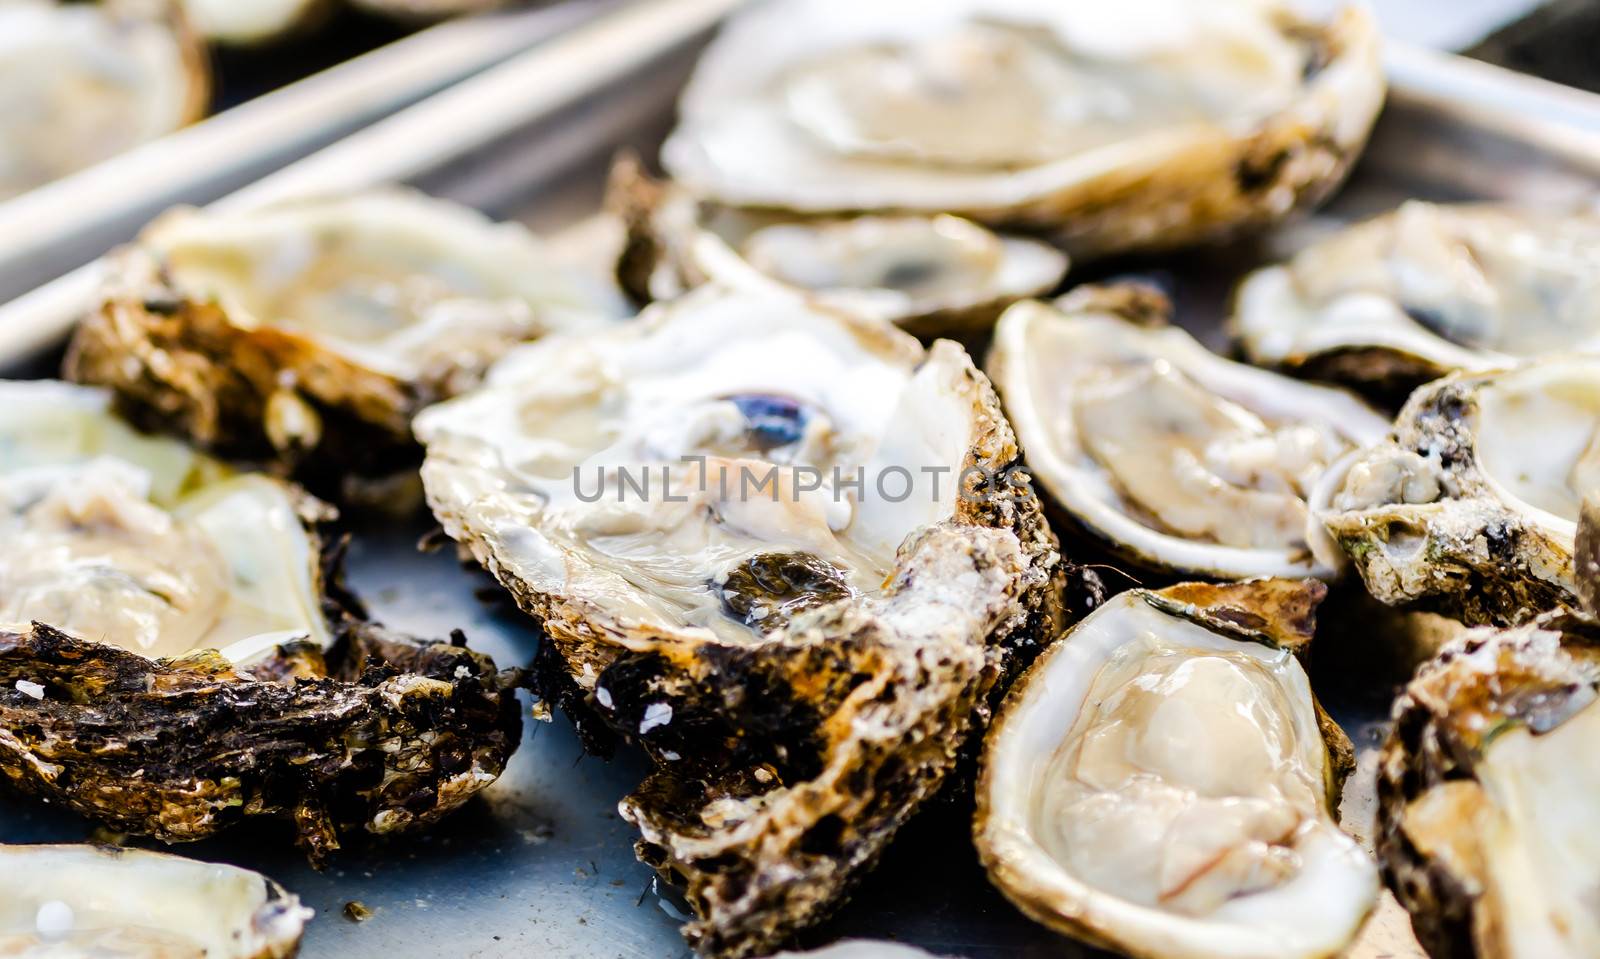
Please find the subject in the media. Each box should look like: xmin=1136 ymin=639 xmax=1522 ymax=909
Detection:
xmin=1378 ymin=511 xmax=1600 ymax=959
xmin=180 ymin=0 xmax=324 ymax=44
xmin=0 ymin=0 xmax=207 ymax=202
xmin=608 ymin=157 xmax=1066 ymax=336
xmin=0 ymin=380 xmax=523 ymax=860
xmin=417 ymin=286 xmax=1085 ymax=957
xmin=1233 ymin=202 xmax=1600 ymax=397
xmin=774 ymin=944 xmax=948 ymax=959
xmin=0 ymin=844 xmax=310 ymax=958
xmin=987 ymin=285 xmax=1389 ymax=580
xmin=976 ymin=579 xmax=1378 ymax=959
xmin=661 ymin=0 xmax=1384 ymax=258
xmin=1322 ymin=357 xmax=1598 ymax=626
xmin=65 ymin=190 xmax=608 ymax=492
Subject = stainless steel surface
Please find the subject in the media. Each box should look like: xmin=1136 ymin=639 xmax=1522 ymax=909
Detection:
xmin=2 ymin=8 xmax=1599 ymax=957
xmin=0 ymin=0 xmax=614 ymax=309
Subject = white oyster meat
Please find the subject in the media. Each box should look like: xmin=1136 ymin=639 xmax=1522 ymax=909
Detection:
xmin=988 ymin=285 xmax=1389 ymax=579
xmin=662 ymin=0 xmax=1384 ymax=257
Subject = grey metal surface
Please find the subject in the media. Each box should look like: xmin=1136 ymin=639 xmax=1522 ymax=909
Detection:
xmin=3 ymin=7 xmax=1600 ymax=958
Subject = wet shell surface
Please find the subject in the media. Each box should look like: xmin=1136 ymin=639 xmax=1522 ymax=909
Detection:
xmin=608 ymin=157 xmax=1066 ymax=336
xmin=1233 ymin=202 xmax=1600 ymax=396
xmin=0 ymin=0 xmax=207 ymax=202
xmin=662 ymin=0 xmax=1385 ymax=258
xmin=1322 ymin=357 xmax=1599 ymax=626
xmin=66 ymin=189 xmax=609 ymax=490
xmin=0 ymin=380 xmax=523 ymax=859
xmin=417 ymin=285 xmax=1083 ymax=957
xmin=987 ymin=285 xmax=1389 ymax=580
xmin=0 ymin=844 xmax=310 ymax=958
xmin=1378 ymin=518 xmax=1600 ymax=959
xmin=976 ymin=579 xmax=1378 ymax=959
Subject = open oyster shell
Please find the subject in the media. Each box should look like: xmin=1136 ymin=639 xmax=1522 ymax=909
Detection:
xmin=0 ymin=380 xmax=523 ymax=860
xmin=988 ymin=285 xmax=1389 ymax=580
xmin=608 ymin=157 xmax=1066 ymax=336
xmin=0 ymin=0 xmax=207 ymax=202
xmin=977 ymin=579 xmax=1378 ymax=959
xmin=0 ymin=844 xmax=310 ymax=958
xmin=417 ymin=286 xmax=1089 ymax=957
xmin=66 ymin=190 xmax=608 ymax=494
xmin=662 ymin=0 xmax=1384 ymax=258
xmin=1233 ymin=202 xmax=1600 ymax=398
xmin=180 ymin=0 xmax=325 ymax=44
xmin=1322 ymin=357 xmax=1598 ymax=626
xmin=1378 ymin=512 xmax=1600 ymax=959
xmin=774 ymin=944 xmax=948 ymax=959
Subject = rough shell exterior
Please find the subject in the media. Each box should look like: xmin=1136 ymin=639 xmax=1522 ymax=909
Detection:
xmin=1377 ymin=613 xmax=1600 ymax=959
xmin=0 ymin=526 xmax=523 ymax=863
xmin=1323 ymin=372 xmax=1579 ymax=627
xmin=429 ymin=332 xmax=1093 ymax=957
xmin=66 ymin=244 xmax=432 ymax=490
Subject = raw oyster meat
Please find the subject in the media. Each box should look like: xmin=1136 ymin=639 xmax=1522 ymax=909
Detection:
xmin=0 ymin=380 xmax=523 ymax=860
xmin=66 ymin=190 xmax=608 ymax=491
xmin=417 ymin=286 xmax=1086 ymax=957
xmin=180 ymin=0 xmax=324 ymax=44
xmin=1233 ymin=202 xmax=1600 ymax=396
xmin=1378 ymin=504 xmax=1600 ymax=959
xmin=0 ymin=0 xmax=207 ymax=202
xmin=0 ymin=844 xmax=309 ymax=958
xmin=1323 ymin=357 xmax=1598 ymax=625
xmin=987 ymin=285 xmax=1389 ymax=579
xmin=662 ymin=0 xmax=1384 ymax=258
xmin=609 ymin=157 xmax=1066 ymax=336
xmin=976 ymin=579 xmax=1378 ymax=959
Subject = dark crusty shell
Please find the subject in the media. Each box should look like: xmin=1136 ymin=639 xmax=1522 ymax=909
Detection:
xmin=1322 ymin=367 xmax=1582 ymax=627
xmin=423 ymin=297 xmax=1094 ymax=957
xmin=1378 ymin=499 xmax=1600 ymax=958
xmin=0 ymin=510 xmax=523 ymax=864
xmin=64 ymin=243 xmax=425 ymax=492
xmin=1376 ymin=614 xmax=1600 ymax=959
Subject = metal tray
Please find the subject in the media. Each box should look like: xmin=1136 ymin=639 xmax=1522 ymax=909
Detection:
xmin=2 ymin=4 xmax=1599 ymax=956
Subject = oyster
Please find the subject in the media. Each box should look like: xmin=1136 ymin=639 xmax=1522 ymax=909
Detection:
xmin=1322 ymin=357 xmax=1598 ymax=626
xmin=180 ymin=0 xmax=324 ymax=44
xmin=0 ymin=380 xmax=523 ymax=860
xmin=349 ymin=0 xmax=511 ymax=18
xmin=1233 ymin=202 xmax=1600 ymax=397
xmin=609 ymin=158 xmax=1066 ymax=336
xmin=0 ymin=843 xmax=309 ymax=958
xmin=774 ymin=944 xmax=948 ymax=959
xmin=65 ymin=189 xmax=608 ymax=492
xmin=987 ymin=285 xmax=1389 ymax=580
xmin=976 ymin=579 xmax=1378 ymax=959
xmin=661 ymin=0 xmax=1384 ymax=258
xmin=417 ymin=286 xmax=1084 ymax=957
xmin=1378 ymin=506 xmax=1600 ymax=959
xmin=0 ymin=0 xmax=207 ymax=202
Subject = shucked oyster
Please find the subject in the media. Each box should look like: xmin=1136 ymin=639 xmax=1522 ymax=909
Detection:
xmin=0 ymin=380 xmax=522 ymax=860
xmin=418 ymin=286 xmax=1081 ymax=957
xmin=988 ymin=285 xmax=1389 ymax=580
xmin=0 ymin=0 xmax=207 ymax=202
xmin=976 ymin=579 xmax=1378 ymax=959
xmin=1233 ymin=202 xmax=1600 ymax=397
xmin=1323 ymin=357 xmax=1599 ymax=626
xmin=1378 ymin=502 xmax=1600 ymax=958
xmin=66 ymin=190 xmax=607 ymax=492
xmin=609 ymin=157 xmax=1067 ymax=336
xmin=0 ymin=844 xmax=309 ymax=958
xmin=662 ymin=0 xmax=1384 ymax=258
